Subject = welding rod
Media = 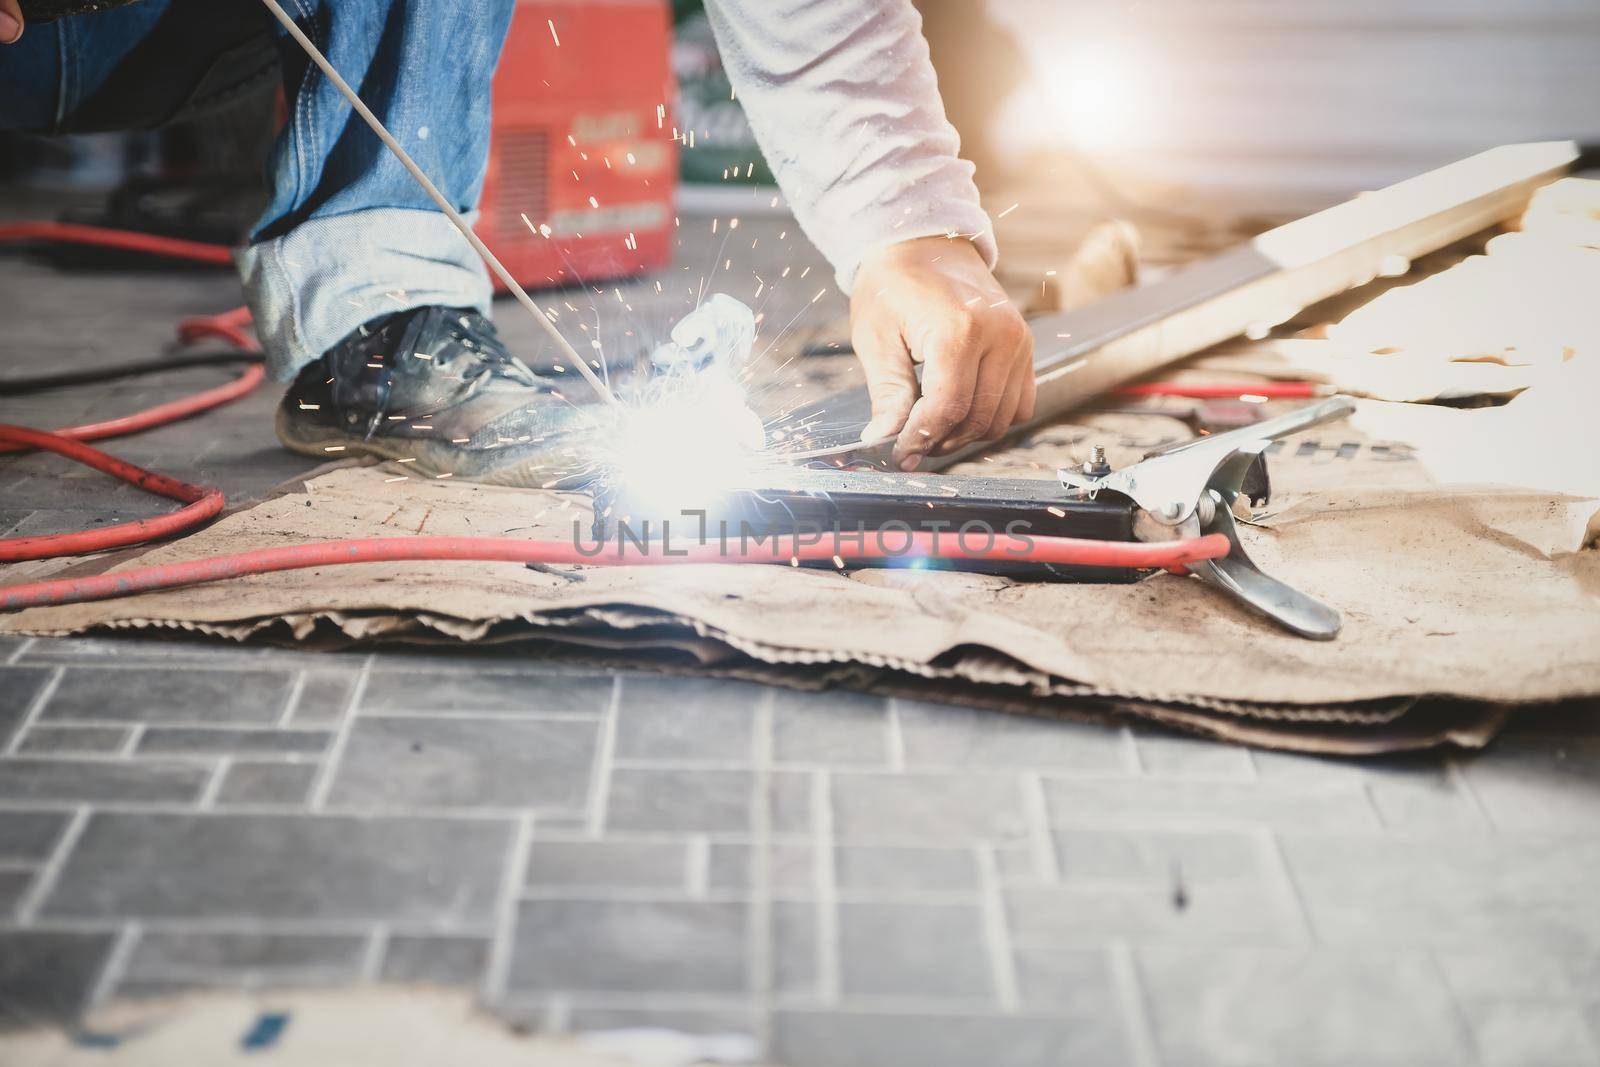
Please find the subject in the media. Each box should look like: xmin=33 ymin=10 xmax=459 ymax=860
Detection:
xmin=257 ymin=0 xmax=618 ymax=407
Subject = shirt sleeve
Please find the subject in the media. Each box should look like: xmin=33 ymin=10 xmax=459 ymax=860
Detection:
xmin=700 ymin=0 xmax=999 ymax=294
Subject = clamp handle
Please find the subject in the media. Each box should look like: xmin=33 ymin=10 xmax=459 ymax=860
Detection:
xmin=1060 ymin=396 xmax=1357 ymax=639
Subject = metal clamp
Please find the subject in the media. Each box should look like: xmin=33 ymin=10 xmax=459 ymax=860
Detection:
xmin=1059 ymin=396 xmax=1357 ymax=639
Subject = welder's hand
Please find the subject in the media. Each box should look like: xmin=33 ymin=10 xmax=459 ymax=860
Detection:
xmin=852 ymin=236 xmax=1034 ymax=471
xmin=0 ymin=0 xmax=23 ymax=44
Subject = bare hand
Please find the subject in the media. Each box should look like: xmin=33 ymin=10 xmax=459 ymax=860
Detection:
xmin=0 ymin=0 xmax=22 ymax=44
xmin=851 ymin=236 xmax=1034 ymax=471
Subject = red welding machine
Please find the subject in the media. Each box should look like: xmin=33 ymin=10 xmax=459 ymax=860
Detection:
xmin=478 ymin=0 xmax=678 ymax=292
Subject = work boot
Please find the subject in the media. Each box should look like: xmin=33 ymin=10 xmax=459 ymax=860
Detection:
xmin=275 ymin=305 xmax=600 ymax=487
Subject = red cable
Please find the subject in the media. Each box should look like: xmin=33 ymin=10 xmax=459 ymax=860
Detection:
xmin=0 ymin=426 xmax=225 ymax=563
xmin=0 ymin=220 xmax=235 ymax=266
xmin=1117 ymin=381 xmax=1319 ymax=399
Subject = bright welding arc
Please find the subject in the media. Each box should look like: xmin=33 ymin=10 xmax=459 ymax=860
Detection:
xmin=256 ymin=0 xmax=619 ymax=408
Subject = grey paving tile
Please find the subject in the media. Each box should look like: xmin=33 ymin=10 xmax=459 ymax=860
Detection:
xmin=524 ymin=839 xmax=689 ymax=891
xmin=1043 ymin=776 xmax=1379 ymax=830
xmin=605 ymin=768 xmax=811 ymax=834
xmin=773 ymin=1011 xmax=1099 ymax=1067
xmin=0 ymin=758 xmax=210 ymax=802
xmin=1435 ymin=948 xmax=1598 ymax=1001
xmin=1253 ymin=749 xmax=1484 ymax=828
xmin=0 ymin=867 xmax=35 ymax=917
xmin=833 ymin=845 xmax=978 ymax=893
xmin=380 ymin=934 xmax=490 ymax=985
xmin=1469 ymin=1001 xmax=1600 ymax=1067
xmin=42 ymin=813 xmax=513 ymax=922
xmin=1280 ymin=833 xmax=1600 ymax=950
xmin=508 ymin=899 xmax=747 ymax=993
xmin=286 ymin=669 xmax=359 ymax=726
xmin=614 ymin=675 xmax=761 ymax=760
xmin=214 ymin=761 xmax=319 ymax=807
xmin=326 ymin=716 xmax=597 ymax=810
xmin=1136 ymin=949 xmax=1474 ymax=1067
xmin=1460 ymin=737 xmax=1600 ymax=830
xmin=894 ymin=700 xmax=1128 ymax=771
xmin=0 ymin=809 xmax=71 ymax=860
xmin=1135 ymin=733 xmax=1254 ymax=778
xmin=838 ymin=901 xmax=993 ymax=1000
xmin=773 ymin=899 xmax=820 ymax=995
xmin=707 ymin=842 xmax=814 ymax=893
xmin=0 ymin=930 xmax=115 ymax=1026
xmin=1005 ymin=883 xmax=1298 ymax=947
xmin=772 ymin=689 xmax=888 ymax=765
xmin=16 ymin=724 xmax=129 ymax=754
xmin=40 ymin=666 xmax=295 ymax=724
xmin=136 ymin=726 xmax=331 ymax=755
xmin=359 ymin=670 xmax=611 ymax=714
xmin=126 ymin=930 xmax=368 ymax=982
xmin=1011 ymin=946 xmax=1123 ymax=1015
xmin=0 ymin=665 xmax=53 ymax=748
xmin=1053 ymin=827 xmax=1266 ymax=883
xmin=829 ymin=772 xmax=1029 ymax=842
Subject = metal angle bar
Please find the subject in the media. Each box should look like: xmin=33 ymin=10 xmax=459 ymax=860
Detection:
xmin=774 ymin=140 xmax=1577 ymax=467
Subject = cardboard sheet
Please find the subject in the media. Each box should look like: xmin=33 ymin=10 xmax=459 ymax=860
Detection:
xmin=4 ymin=182 xmax=1598 ymax=754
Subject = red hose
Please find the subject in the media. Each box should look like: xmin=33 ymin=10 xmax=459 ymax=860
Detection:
xmin=0 ymin=220 xmax=235 ymax=266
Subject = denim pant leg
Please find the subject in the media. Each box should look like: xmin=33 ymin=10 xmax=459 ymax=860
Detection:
xmin=238 ymin=0 xmax=516 ymax=380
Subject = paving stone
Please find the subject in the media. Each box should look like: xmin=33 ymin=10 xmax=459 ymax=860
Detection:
xmin=1044 ymin=776 xmax=1379 ymax=830
xmin=1011 ymin=946 xmax=1123 ymax=1015
xmin=19 ymin=635 xmax=289 ymax=666
xmin=707 ymin=842 xmax=814 ymax=893
xmin=126 ymin=930 xmax=368 ymax=982
xmin=40 ymin=666 xmax=295 ymax=724
xmin=772 ymin=899 xmax=820 ymax=995
xmin=829 ymin=772 xmax=1029 ymax=842
xmin=0 ymin=758 xmax=210 ymax=802
xmin=1459 ymin=737 xmax=1600 ymax=830
xmin=1469 ymin=1001 xmax=1600 ymax=1067
xmin=0 ymin=930 xmax=115 ymax=1025
xmin=1136 ymin=949 xmax=1475 ymax=1066
xmin=0 ymin=665 xmax=53 ymax=747
xmin=524 ymin=839 xmax=690 ymax=891
xmin=136 ymin=726 xmax=331 ymax=756
xmin=1134 ymin=733 xmax=1255 ymax=778
xmin=16 ymin=724 xmax=129 ymax=754
xmin=0 ymin=867 xmax=35 ymax=917
xmin=1005 ymin=883 xmax=1298 ymax=947
xmin=326 ymin=716 xmax=597 ymax=810
xmin=772 ymin=689 xmax=888 ymax=765
xmin=214 ymin=761 xmax=319 ymax=806
xmin=286 ymin=669 xmax=359 ymax=726
xmin=773 ymin=1011 xmax=1098 ymax=1067
xmin=1435 ymin=949 xmax=1597 ymax=1001
xmin=614 ymin=676 xmax=760 ymax=761
xmin=1053 ymin=827 xmax=1266 ymax=883
xmin=42 ymin=813 xmax=513 ymax=922
xmin=1253 ymin=749 xmax=1484 ymax=828
xmin=838 ymin=902 xmax=993 ymax=1000
xmin=380 ymin=934 xmax=490 ymax=985
xmin=894 ymin=700 xmax=1128 ymax=771
xmin=508 ymin=899 xmax=747 ymax=993
xmin=833 ymin=845 xmax=978 ymax=893
xmin=605 ymin=768 xmax=811 ymax=834
xmin=360 ymin=670 xmax=611 ymax=714
xmin=0 ymin=809 xmax=70 ymax=860
xmin=1280 ymin=833 xmax=1600 ymax=950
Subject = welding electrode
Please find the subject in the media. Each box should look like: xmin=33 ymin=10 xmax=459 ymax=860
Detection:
xmin=256 ymin=0 xmax=618 ymax=408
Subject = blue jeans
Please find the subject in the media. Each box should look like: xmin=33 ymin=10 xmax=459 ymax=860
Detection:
xmin=0 ymin=0 xmax=514 ymax=380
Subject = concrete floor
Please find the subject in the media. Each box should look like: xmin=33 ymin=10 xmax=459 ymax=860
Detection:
xmin=3 ymin=192 xmax=1600 ymax=1067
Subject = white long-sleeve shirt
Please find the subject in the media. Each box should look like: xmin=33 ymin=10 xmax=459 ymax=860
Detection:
xmin=702 ymin=0 xmax=999 ymax=294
